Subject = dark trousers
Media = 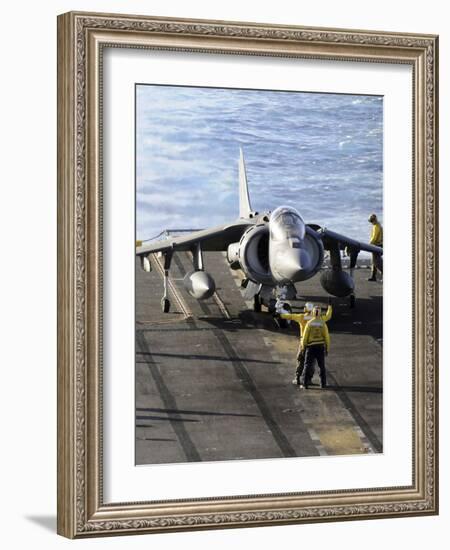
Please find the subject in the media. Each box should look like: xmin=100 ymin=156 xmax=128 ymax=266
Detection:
xmin=302 ymin=344 xmax=326 ymax=387
xmin=295 ymin=348 xmax=305 ymax=382
xmin=371 ymin=248 xmax=383 ymax=279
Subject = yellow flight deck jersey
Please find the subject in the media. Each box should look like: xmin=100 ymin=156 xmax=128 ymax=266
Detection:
xmin=301 ymin=317 xmax=330 ymax=352
xmin=280 ymin=305 xmax=332 ymax=342
xmin=369 ymin=222 xmax=383 ymax=246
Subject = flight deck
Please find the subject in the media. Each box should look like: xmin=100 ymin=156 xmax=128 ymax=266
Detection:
xmin=135 ymin=251 xmax=382 ymax=465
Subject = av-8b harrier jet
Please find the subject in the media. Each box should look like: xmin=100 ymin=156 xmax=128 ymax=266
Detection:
xmin=136 ymin=149 xmax=383 ymax=318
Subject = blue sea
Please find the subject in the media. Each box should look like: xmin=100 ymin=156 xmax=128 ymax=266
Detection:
xmin=136 ymin=85 xmax=383 ymax=246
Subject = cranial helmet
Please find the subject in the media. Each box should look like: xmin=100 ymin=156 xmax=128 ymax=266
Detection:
xmin=368 ymin=213 xmax=377 ymax=223
xmin=304 ymin=302 xmax=314 ymax=312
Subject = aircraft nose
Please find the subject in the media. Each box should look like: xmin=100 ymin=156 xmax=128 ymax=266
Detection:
xmin=276 ymin=249 xmax=311 ymax=281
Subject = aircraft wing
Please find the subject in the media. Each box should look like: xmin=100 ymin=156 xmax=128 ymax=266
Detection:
xmin=316 ymin=227 xmax=383 ymax=255
xmin=136 ymin=219 xmax=252 ymax=256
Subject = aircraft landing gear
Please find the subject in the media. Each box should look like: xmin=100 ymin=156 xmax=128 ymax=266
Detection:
xmin=161 ymin=260 xmax=171 ymax=313
xmin=161 ymin=267 xmax=170 ymax=312
xmin=161 ymin=297 xmax=171 ymax=313
xmin=253 ymin=294 xmax=262 ymax=312
xmin=349 ymin=293 xmax=356 ymax=309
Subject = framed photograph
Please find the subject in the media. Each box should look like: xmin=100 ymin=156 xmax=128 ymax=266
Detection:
xmin=57 ymin=11 xmax=439 ymax=538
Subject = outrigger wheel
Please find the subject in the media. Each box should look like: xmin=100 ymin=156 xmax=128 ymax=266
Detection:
xmin=161 ymin=297 xmax=171 ymax=313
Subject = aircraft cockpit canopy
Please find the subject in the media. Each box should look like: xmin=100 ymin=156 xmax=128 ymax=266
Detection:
xmin=270 ymin=206 xmax=306 ymax=242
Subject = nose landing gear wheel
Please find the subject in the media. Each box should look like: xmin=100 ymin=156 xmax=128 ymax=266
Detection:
xmin=161 ymin=298 xmax=171 ymax=313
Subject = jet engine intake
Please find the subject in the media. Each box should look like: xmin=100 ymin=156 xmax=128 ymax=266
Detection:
xmin=237 ymin=224 xmax=273 ymax=285
xmin=320 ymin=270 xmax=354 ymax=297
xmin=183 ymin=270 xmax=216 ymax=300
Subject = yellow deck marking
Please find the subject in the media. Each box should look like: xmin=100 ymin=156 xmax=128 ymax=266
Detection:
xmin=266 ymin=320 xmax=374 ymax=455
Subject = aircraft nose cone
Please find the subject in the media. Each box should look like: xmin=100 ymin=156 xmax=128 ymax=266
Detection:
xmin=276 ymin=249 xmax=311 ymax=281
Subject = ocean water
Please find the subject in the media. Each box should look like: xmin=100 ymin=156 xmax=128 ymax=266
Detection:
xmin=136 ymin=85 xmax=383 ymax=245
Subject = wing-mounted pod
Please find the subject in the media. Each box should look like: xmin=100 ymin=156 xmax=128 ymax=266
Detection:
xmin=140 ymin=255 xmax=152 ymax=273
xmin=319 ymin=231 xmax=355 ymax=297
xmin=183 ymin=242 xmax=216 ymax=300
xmin=316 ymin=226 xmax=383 ymax=302
xmin=320 ymin=268 xmax=355 ymax=297
xmin=183 ymin=271 xmax=216 ymax=300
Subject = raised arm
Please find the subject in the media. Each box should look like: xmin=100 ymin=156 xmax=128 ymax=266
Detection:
xmin=279 ymin=313 xmax=305 ymax=324
xmin=322 ymin=305 xmax=333 ymax=322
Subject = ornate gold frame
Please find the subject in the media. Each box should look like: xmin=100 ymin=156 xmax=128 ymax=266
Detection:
xmin=57 ymin=11 xmax=439 ymax=538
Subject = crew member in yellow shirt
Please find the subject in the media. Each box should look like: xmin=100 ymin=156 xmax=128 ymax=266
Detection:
xmin=368 ymin=213 xmax=383 ymax=282
xmin=300 ymin=306 xmax=331 ymax=389
xmin=280 ymin=300 xmax=332 ymax=386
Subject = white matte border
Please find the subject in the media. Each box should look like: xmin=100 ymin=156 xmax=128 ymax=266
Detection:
xmin=103 ymin=48 xmax=412 ymax=503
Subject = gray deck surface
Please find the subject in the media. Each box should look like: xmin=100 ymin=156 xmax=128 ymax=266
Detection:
xmin=136 ymin=252 xmax=382 ymax=465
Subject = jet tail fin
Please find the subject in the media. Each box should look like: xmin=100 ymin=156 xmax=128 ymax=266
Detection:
xmin=239 ymin=148 xmax=253 ymax=218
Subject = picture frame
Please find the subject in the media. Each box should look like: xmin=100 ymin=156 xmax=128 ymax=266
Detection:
xmin=57 ymin=11 xmax=439 ymax=538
